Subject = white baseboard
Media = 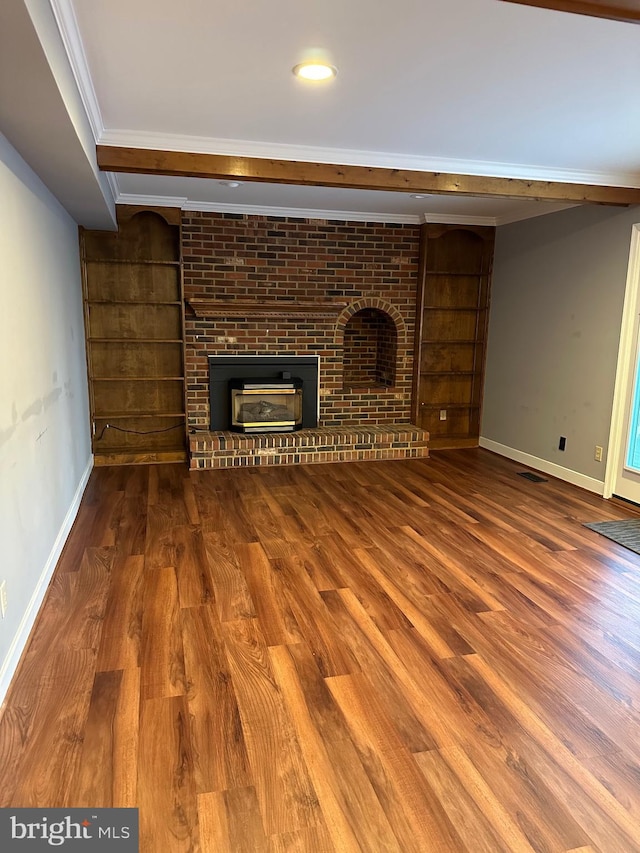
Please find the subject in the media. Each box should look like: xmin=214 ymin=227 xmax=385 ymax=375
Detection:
xmin=479 ymin=437 xmax=605 ymax=495
xmin=0 ymin=456 xmax=94 ymax=706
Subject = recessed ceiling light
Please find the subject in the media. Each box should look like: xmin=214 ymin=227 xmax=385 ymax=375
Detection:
xmin=410 ymin=194 xmax=428 ymax=199
xmin=293 ymin=62 xmax=337 ymax=81
xmin=219 ymin=180 xmax=241 ymax=188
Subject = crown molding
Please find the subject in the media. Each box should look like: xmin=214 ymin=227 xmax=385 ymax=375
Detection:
xmin=116 ymin=192 xmax=578 ymax=227
xmin=49 ymin=0 xmax=104 ymax=141
xmin=103 ymin=171 xmax=120 ymax=206
xmin=115 ymin=193 xmax=421 ymax=224
xmin=420 ymin=213 xmax=498 ymax=226
xmin=182 ymin=201 xmax=419 ymax=224
xmin=116 ymin=192 xmax=187 ymax=209
xmin=99 ymin=128 xmax=640 ymax=190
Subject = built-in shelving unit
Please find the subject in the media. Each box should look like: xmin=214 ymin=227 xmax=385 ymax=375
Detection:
xmin=81 ymin=206 xmax=187 ymax=466
xmin=412 ymin=224 xmax=495 ymax=449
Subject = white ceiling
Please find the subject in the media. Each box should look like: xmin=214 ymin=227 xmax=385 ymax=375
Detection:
xmin=4 ymin=0 xmax=640 ymax=225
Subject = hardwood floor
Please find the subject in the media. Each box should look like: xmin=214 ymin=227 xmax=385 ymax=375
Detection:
xmin=2 ymin=449 xmax=640 ymax=851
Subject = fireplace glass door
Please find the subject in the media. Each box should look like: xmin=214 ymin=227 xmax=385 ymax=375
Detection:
xmin=230 ymin=378 xmax=303 ymax=432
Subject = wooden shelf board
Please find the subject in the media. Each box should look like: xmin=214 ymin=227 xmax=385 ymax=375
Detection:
xmin=420 ymin=404 xmax=481 ymax=410
xmin=85 ymin=258 xmax=180 ymax=266
xmin=93 ymin=412 xmax=186 ymax=419
xmin=92 ymin=376 xmax=185 ymax=382
xmin=88 ymin=338 xmax=184 ymax=343
xmin=425 ymin=270 xmax=487 ymax=276
xmin=94 ymin=449 xmax=187 ymax=467
xmin=428 ymin=436 xmax=480 ymax=449
xmin=88 ymin=300 xmax=182 ymax=306
xmin=423 ymin=306 xmax=487 ymax=312
xmin=421 ymin=339 xmax=481 ymax=345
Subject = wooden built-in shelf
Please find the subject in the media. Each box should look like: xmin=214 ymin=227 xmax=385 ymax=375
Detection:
xmin=93 ymin=376 xmax=184 ymax=381
xmin=94 ymin=449 xmax=188 ymax=467
xmin=89 ymin=300 xmax=182 ymax=306
xmin=86 ymin=259 xmax=181 ymax=267
xmin=423 ymin=305 xmax=487 ymax=311
xmin=420 ymin=403 xmax=481 ymax=410
xmin=428 ymin=436 xmax=480 ymax=449
xmin=82 ymin=207 xmax=187 ymax=466
xmin=421 ymin=339 xmax=480 ymax=344
xmin=94 ymin=412 xmax=187 ymax=419
xmin=420 ymin=371 xmax=481 ymax=376
xmin=425 ymin=270 xmax=489 ymax=276
xmin=185 ymin=298 xmax=348 ymax=318
xmin=413 ymin=229 xmax=493 ymax=440
xmin=88 ymin=338 xmax=184 ymax=343
xmin=430 ymin=432 xmax=478 ymax=440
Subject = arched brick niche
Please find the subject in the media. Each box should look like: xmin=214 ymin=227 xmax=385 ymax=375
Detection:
xmin=335 ymin=298 xmax=406 ymax=390
xmin=335 ymin=299 xmax=406 ymax=391
xmin=341 ymin=307 xmax=398 ymax=389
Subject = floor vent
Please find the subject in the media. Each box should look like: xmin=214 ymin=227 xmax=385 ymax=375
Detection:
xmin=518 ymin=471 xmax=548 ymax=483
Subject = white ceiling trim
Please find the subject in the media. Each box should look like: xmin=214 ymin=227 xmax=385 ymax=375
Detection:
xmin=103 ymin=171 xmax=120 ymax=204
xmin=181 ymin=201 xmax=421 ymax=224
xmin=116 ymin=192 xmax=187 ymax=209
xmin=100 ymin=128 xmax=640 ymax=190
xmin=115 ymin=192 xmax=504 ymax=226
xmin=116 ymin=192 xmax=422 ymax=224
xmin=49 ymin=0 xmax=104 ymax=141
xmin=420 ymin=213 xmax=499 ymax=226
xmin=106 ymin=188 xmax=580 ymax=227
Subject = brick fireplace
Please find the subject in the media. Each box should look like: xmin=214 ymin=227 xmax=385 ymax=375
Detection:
xmin=182 ymin=212 xmax=429 ymax=468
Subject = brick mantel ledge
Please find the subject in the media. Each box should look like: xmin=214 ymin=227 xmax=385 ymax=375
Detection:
xmin=185 ymin=298 xmax=348 ymax=318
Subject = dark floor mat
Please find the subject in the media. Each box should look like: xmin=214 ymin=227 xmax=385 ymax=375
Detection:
xmin=583 ymin=519 xmax=640 ymax=556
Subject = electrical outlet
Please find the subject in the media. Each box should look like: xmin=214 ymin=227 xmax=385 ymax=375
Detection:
xmin=0 ymin=581 xmax=6 ymax=619
xmin=595 ymin=445 xmax=603 ymax=462
xmin=439 ymin=410 xmax=447 ymax=421
xmin=559 ymin=436 xmax=566 ymax=451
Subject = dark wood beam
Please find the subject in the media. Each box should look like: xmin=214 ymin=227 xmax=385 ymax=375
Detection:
xmin=500 ymin=0 xmax=640 ymax=24
xmin=96 ymin=145 xmax=640 ymax=206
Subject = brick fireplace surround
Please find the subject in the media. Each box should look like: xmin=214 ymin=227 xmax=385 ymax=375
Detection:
xmin=183 ymin=212 xmax=429 ymax=468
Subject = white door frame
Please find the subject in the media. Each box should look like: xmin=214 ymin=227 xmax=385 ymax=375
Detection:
xmin=604 ymin=223 xmax=640 ymax=498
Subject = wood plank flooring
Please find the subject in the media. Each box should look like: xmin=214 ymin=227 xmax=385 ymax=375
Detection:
xmin=2 ymin=449 xmax=640 ymax=851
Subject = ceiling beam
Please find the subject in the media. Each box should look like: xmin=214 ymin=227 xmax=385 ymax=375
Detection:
xmin=96 ymin=145 xmax=640 ymax=206
xmin=499 ymin=1 xmax=640 ymax=24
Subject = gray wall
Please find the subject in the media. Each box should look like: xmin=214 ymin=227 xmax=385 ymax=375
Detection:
xmin=0 ymin=132 xmax=92 ymax=700
xmin=482 ymin=204 xmax=640 ymax=482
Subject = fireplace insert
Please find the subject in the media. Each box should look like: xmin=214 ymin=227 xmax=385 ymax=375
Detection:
xmin=208 ymin=356 xmax=319 ymax=431
xmin=229 ymin=377 xmax=303 ymax=433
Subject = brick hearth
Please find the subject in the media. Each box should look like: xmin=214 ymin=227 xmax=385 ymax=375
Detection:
xmin=189 ymin=424 xmax=429 ymax=469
